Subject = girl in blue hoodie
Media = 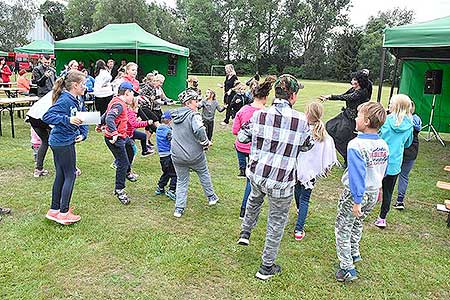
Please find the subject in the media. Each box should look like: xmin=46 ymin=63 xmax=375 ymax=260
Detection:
xmin=42 ymin=70 xmax=88 ymax=225
xmin=375 ymin=94 xmax=413 ymax=228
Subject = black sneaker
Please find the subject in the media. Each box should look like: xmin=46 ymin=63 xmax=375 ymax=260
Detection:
xmin=126 ymin=172 xmax=138 ymax=182
xmin=393 ymin=202 xmax=405 ymax=210
xmin=237 ymin=168 xmax=246 ymax=178
xmin=0 ymin=207 xmax=11 ymax=215
xmin=239 ymin=207 xmax=246 ymax=220
xmin=114 ymin=189 xmax=130 ymax=205
xmin=255 ymin=264 xmax=282 ymax=280
xmin=237 ymin=230 xmax=251 ymax=245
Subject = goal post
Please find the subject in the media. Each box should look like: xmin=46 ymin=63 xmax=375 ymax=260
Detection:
xmin=210 ymin=65 xmax=225 ymax=77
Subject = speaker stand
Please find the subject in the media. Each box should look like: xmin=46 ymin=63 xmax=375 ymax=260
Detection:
xmin=421 ymin=94 xmax=445 ymax=147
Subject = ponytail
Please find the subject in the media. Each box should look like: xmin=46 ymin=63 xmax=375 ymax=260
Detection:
xmin=311 ymin=120 xmax=326 ymax=142
xmin=52 ymin=70 xmax=86 ymax=104
xmin=305 ymin=101 xmax=326 ymax=142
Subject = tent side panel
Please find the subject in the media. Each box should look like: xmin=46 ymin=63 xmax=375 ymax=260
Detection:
xmin=399 ymin=60 xmax=450 ymax=133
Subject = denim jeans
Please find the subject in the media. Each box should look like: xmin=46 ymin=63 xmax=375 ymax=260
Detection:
xmin=158 ymin=155 xmax=177 ymax=191
xmin=294 ymin=182 xmax=313 ymax=232
xmin=241 ymin=178 xmax=251 ymax=209
xmin=105 ymin=137 xmax=131 ymax=190
xmin=50 ymin=144 xmax=77 ymax=213
xmin=397 ymin=159 xmax=415 ymax=203
xmin=236 ymin=148 xmax=248 ymax=170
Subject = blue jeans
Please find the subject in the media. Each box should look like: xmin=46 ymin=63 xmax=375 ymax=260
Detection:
xmin=236 ymin=148 xmax=248 ymax=170
xmin=105 ymin=137 xmax=132 ymax=190
xmin=397 ymin=159 xmax=415 ymax=203
xmin=294 ymin=182 xmax=312 ymax=232
xmin=241 ymin=179 xmax=251 ymax=209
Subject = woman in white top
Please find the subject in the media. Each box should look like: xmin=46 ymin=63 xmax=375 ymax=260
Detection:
xmin=93 ymin=59 xmax=113 ymax=115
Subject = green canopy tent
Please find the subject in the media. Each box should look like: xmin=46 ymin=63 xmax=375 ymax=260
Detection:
xmin=54 ymin=23 xmax=189 ymax=99
xmin=378 ymin=16 xmax=450 ymax=137
xmin=14 ymin=40 xmax=54 ymax=54
xmin=0 ymin=51 xmax=8 ymax=56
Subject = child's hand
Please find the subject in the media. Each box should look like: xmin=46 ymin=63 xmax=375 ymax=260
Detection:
xmin=70 ymin=116 xmax=82 ymax=126
xmin=352 ymin=203 xmax=362 ymax=218
xmin=95 ymin=125 xmax=102 ymax=133
xmin=147 ymin=120 xmax=153 ymax=126
xmin=75 ymin=135 xmax=83 ymax=143
xmin=110 ymin=135 xmax=118 ymax=144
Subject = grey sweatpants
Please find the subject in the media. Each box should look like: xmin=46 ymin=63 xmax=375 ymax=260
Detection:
xmin=173 ymin=156 xmax=216 ymax=209
xmin=241 ymin=180 xmax=293 ymax=266
xmin=335 ymin=188 xmax=378 ymax=270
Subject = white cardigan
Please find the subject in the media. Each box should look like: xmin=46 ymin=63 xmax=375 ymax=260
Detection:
xmin=93 ymin=69 xmax=113 ymax=98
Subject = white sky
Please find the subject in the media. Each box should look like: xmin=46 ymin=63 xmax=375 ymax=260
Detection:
xmin=154 ymin=0 xmax=450 ymax=26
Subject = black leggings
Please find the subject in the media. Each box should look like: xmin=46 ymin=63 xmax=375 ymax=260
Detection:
xmin=380 ymin=174 xmax=399 ymax=219
xmin=50 ymin=144 xmax=77 ymax=213
xmin=94 ymin=95 xmax=113 ymax=116
xmin=138 ymin=107 xmax=161 ymax=133
xmin=203 ymin=119 xmax=214 ymax=141
xmin=32 ymin=126 xmax=50 ymax=170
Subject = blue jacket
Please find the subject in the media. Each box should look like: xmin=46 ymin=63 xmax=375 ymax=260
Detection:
xmin=85 ymin=75 xmax=95 ymax=93
xmin=156 ymin=123 xmax=172 ymax=157
xmin=380 ymin=113 xmax=413 ymax=175
xmin=42 ymin=91 xmax=88 ymax=147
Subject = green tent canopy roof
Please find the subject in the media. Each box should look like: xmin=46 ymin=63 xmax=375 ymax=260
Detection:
xmin=14 ymin=40 xmax=54 ymax=54
xmin=0 ymin=51 xmax=8 ymax=56
xmin=54 ymin=23 xmax=189 ymax=57
xmin=384 ymin=15 xmax=450 ymax=48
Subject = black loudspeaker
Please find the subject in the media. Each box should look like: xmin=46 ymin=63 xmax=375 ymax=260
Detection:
xmin=424 ymin=70 xmax=443 ymax=94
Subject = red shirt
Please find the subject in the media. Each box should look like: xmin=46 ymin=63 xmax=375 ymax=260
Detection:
xmin=1 ymin=65 xmax=12 ymax=83
xmin=123 ymin=75 xmax=140 ymax=92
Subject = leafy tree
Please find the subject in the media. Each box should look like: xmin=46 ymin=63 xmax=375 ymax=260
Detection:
xmin=147 ymin=4 xmax=184 ymax=45
xmin=0 ymin=0 xmax=37 ymax=50
xmin=92 ymin=0 xmax=149 ymax=31
xmin=328 ymin=27 xmax=363 ymax=80
xmin=65 ymin=0 xmax=99 ymax=36
xmin=40 ymin=1 xmax=72 ymax=40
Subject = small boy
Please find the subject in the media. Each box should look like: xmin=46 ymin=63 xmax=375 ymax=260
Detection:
xmin=335 ymin=101 xmax=389 ymax=282
xmin=155 ymin=111 xmax=177 ymax=201
xmin=171 ymin=89 xmax=218 ymax=218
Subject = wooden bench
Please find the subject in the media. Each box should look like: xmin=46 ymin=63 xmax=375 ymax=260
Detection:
xmin=436 ymin=181 xmax=450 ymax=190
xmin=444 ymin=165 xmax=450 ymax=172
xmin=436 ymin=204 xmax=450 ymax=227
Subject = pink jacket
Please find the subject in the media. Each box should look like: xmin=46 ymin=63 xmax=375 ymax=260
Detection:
xmin=232 ymin=105 xmax=262 ymax=154
xmin=127 ymin=108 xmax=148 ymax=137
xmin=123 ymin=75 xmax=140 ymax=92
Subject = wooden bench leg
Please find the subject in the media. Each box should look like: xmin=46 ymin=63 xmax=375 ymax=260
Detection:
xmin=447 ymin=213 xmax=450 ymax=228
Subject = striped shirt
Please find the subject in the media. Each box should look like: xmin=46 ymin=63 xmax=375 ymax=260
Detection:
xmin=238 ymin=98 xmax=313 ymax=195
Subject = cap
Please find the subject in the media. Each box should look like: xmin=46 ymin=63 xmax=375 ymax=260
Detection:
xmin=274 ymin=74 xmax=303 ymax=98
xmin=178 ymin=89 xmax=199 ymax=104
xmin=162 ymin=111 xmax=172 ymax=120
xmin=118 ymin=81 xmax=139 ymax=96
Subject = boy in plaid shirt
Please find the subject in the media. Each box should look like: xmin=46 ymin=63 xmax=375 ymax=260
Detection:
xmin=237 ymin=74 xmax=313 ymax=280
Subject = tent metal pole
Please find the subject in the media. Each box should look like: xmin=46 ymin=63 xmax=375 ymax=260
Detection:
xmin=397 ymin=59 xmax=402 ymax=94
xmin=135 ymin=41 xmax=138 ymax=64
xmin=377 ymin=48 xmax=387 ymax=103
xmin=389 ymin=57 xmax=399 ymax=100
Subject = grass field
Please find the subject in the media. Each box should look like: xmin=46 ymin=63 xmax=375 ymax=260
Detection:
xmin=0 ymin=76 xmax=449 ymax=299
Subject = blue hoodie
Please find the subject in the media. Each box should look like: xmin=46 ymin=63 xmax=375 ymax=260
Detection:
xmin=156 ymin=123 xmax=172 ymax=157
xmin=42 ymin=91 xmax=88 ymax=147
xmin=379 ymin=113 xmax=413 ymax=175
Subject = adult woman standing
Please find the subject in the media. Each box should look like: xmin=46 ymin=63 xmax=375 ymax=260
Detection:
xmin=319 ymin=71 xmax=369 ymax=167
xmin=0 ymin=57 xmax=12 ymax=87
xmin=93 ymin=59 xmax=113 ymax=115
xmin=220 ymin=64 xmax=239 ymax=125
xmin=42 ymin=70 xmax=88 ymax=225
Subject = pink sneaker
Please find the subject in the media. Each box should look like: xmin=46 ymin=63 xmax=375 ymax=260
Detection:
xmin=45 ymin=209 xmax=60 ymax=222
xmin=294 ymin=230 xmax=305 ymax=241
xmin=374 ymin=218 xmax=386 ymax=228
xmin=55 ymin=209 xmax=81 ymax=225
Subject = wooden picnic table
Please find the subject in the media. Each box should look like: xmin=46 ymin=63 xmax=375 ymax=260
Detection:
xmin=0 ymin=96 xmax=39 ymax=138
xmin=0 ymin=86 xmax=21 ymax=98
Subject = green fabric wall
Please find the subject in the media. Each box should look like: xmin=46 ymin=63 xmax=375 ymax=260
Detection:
xmin=399 ymin=60 xmax=450 ymax=133
xmin=54 ymin=49 xmax=187 ymax=99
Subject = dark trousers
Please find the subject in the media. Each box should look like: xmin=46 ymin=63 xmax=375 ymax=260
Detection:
xmin=203 ymin=119 xmax=214 ymax=141
xmin=50 ymin=144 xmax=77 ymax=213
xmin=158 ymin=155 xmax=177 ymax=191
xmin=138 ymin=107 xmax=161 ymax=133
xmin=131 ymin=129 xmax=147 ymax=153
xmin=94 ymin=95 xmax=113 ymax=116
xmin=380 ymin=174 xmax=399 ymax=219
xmin=105 ymin=137 xmax=132 ymax=190
xmin=32 ymin=126 xmax=50 ymax=170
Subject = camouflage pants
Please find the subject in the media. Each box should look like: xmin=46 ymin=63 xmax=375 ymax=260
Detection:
xmin=335 ymin=188 xmax=378 ymax=270
xmin=241 ymin=180 xmax=293 ymax=266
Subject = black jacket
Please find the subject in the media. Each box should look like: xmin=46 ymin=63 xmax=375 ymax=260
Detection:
xmin=32 ymin=64 xmax=56 ymax=97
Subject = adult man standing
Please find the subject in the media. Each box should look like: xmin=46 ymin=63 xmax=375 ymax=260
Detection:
xmin=237 ymin=74 xmax=313 ymax=280
xmin=107 ymin=59 xmax=116 ymax=78
xmin=32 ymin=55 xmax=56 ymax=97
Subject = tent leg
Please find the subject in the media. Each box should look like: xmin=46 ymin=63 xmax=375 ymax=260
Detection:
xmin=377 ymin=48 xmax=387 ymax=103
xmin=389 ymin=57 xmax=399 ymax=100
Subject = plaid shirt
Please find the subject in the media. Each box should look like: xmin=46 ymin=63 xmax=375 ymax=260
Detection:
xmin=238 ymin=98 xmax=313 ymax=196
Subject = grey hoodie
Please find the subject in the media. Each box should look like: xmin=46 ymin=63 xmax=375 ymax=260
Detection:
xmin=171 ymin=107 xmax=209 ymax=164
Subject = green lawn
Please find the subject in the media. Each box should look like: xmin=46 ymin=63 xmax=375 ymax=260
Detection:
xmin=0 ymin=77 xmax=449 ymax=299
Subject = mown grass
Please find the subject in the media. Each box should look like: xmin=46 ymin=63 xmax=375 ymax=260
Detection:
xmin=0 ymin=76 xmax=449 ymax=299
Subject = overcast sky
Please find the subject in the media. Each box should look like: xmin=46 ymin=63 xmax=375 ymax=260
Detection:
xmin=154 ymin=0 xmax=450 ymax=26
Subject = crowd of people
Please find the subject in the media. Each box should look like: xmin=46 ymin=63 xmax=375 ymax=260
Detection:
xmin=0 ymin=58 xmax=423 ymax=283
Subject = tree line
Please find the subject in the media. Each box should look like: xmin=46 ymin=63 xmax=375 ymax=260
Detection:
xmin=0 ymin=0 xmax=414 ymax=83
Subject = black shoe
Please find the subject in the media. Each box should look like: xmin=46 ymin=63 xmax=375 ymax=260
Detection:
xmin=255 ymin=264 xmax=282 ymax=280
xmin=237 ymin=230 xmax=251 ymax=245
xmin=114 ymin=189 xmax=130 ymax=205
xmin=393 ymin=202 xmax=405 ymax=210
xmin=0 ymin=207 xmax=11 ymax=215
xmin=239 ymin=207 xmax=246 ymax=219
xmin=238 ymin=168 xmax=246 ymax=178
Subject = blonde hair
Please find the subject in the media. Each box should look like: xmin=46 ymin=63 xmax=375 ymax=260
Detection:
xmin=52 ymin=70 xmax=85 ymax=103
xmin=125 ymin=62 xmax=138 ymax=75
xmin=357 ymin=101 xmax=387 ymax=129
xmin=144 ymin=72 xmax=155 ymax=83
xmin=206 ymin=89 xmax=216 ymax=100
xmin=155 ymin=74 xmax=165 ymax=82
xmin=305 ymin=102 xmax=326 ymax=142
xmin=225 ymin=64 xmax=235 ymax=76
xmin=390 ymin=94 xmax=412 ymax=126
xmin=129 ymin=96 xmax=139 ymax=111
xmin=68 ymin=60 xmax=78 ymax=69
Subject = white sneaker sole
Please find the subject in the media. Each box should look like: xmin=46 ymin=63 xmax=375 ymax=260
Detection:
xmin=237 ymin=238 xmax=249 ymax=245
xmin=255 ymin=271 xmax=274 ymax=280
xmin=173 ymin=212 xmax=182 ymax=218
xmin=208 ymin=199 xmax=219 ymax=206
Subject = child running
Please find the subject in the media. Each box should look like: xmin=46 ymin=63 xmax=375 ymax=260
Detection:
xmin=42 ymin=70 xmax=88 ymax=225
xmin=127 ymin=97 xmax=154 ymax=156
xmin=294 ymin=102 xmax=339 ymax=241
xmin=335 ymin=101 xmax=388 ymax=282
xmin=198 ymin=89 xmax=226 ymax=141
xmin=375 ymin=94 xmax=413 ymax=228
xmin=393 ymin=101 xmax=422 ymax=210
xmin=155 ymin=111 xmax=177 ymax=201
